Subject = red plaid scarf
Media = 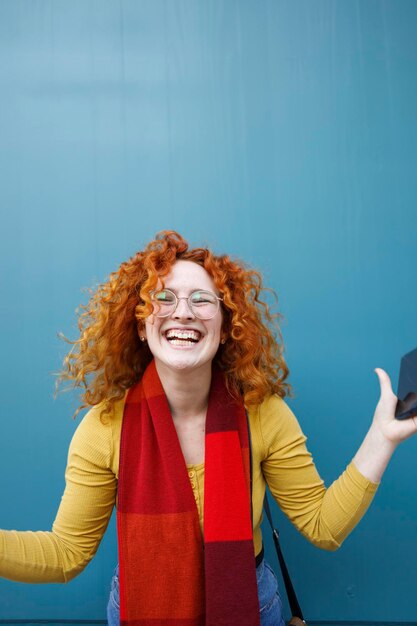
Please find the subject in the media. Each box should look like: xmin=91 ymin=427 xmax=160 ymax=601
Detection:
xmin=117 ymin=359 xmax=260 ymax=625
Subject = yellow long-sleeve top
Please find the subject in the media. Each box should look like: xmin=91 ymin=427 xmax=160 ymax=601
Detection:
xmin=0 ymin=394 xmax=378 ymax=583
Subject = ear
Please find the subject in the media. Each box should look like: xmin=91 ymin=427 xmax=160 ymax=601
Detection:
xmin=220 ymin=319 xmax=228 ymax=345
xmin=137 ymin=320 xmax=147 ymax=342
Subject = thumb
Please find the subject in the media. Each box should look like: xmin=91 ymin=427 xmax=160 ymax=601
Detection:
xmin=374 ymin=367 xmax=396 ymax=402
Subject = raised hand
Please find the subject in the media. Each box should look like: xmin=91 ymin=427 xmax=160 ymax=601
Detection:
xmin=373 ymin=368 xmax=417 ymax=445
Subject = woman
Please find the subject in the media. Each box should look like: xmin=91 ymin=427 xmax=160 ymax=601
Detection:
xmin=1 ymin=230 xmax=416 ymax=626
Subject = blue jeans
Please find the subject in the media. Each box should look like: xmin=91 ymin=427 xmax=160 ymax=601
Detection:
xmin=107 ymin=559 xmax=285 ymax=626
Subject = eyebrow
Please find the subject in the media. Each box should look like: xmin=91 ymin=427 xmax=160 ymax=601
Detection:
xmin=162 ymin=286 xmax=219 ymax=296
xmin=163 ymin=287 xmax=213 ymax=292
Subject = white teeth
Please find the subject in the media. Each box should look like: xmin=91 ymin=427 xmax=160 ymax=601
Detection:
xmin=165 ymin=329 xmax=201 ymax=341
xmin=169 ymin=339 xmax=195 ymax=346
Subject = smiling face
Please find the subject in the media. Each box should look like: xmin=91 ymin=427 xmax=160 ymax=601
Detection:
xmin=143 ymin=260 xmax=223 ymax=376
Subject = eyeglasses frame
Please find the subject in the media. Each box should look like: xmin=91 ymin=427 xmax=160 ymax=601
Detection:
xmin=150 ymin=288 xmax=223 ymax=320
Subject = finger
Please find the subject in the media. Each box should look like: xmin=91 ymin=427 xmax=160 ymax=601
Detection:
xmin=374 ymin=368 xmax=397 ymax=400
xmin=374 ymin=367 xmax=395 ymax=395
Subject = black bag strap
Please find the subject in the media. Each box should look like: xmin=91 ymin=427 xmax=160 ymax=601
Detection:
xmin=263 ymin=491 xmax=305 ymax=622
xmin=244 ymin=410 xmax=305 ymax=622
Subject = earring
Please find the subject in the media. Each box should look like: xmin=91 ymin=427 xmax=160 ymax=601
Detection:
xmin=221 ymin=337 xmax=226 ymax=344
xmin=140 ymin=336 xmax=146 ymax=342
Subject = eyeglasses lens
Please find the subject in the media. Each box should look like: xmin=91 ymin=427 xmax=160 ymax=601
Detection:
xmin=189 ymin=291 xmax=218 ymax=319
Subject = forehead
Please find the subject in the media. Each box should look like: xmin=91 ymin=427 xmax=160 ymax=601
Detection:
xmin=164 ymin=260 xmax=217 ymax=292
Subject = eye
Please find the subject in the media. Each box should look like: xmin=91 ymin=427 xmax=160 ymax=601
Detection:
xmin=153 ymin=290 xmax=176 ymax=304
xmin=190 ymin=291 xmax=217 ymax=305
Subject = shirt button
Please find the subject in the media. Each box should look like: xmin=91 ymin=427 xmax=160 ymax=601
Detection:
xmin=190 ymin=481 xmax=196 ymax=489
xmin=188 ymin=470 xmax=195 ymax=478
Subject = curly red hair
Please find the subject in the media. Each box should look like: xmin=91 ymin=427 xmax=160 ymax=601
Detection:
xmin=58 ymin=230 xmax=291 ymax=417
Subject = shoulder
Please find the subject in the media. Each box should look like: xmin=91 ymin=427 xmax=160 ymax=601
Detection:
xmin=247 ymin=394 xmax=306 ymax=457
xmin=247 ymin=394 xmax=300 ymax=430
xmin=68 ymin=395 xmax=126 ymax=473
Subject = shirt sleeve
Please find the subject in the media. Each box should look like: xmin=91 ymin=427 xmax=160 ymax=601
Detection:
xmin=260 ymin=395 xmax=379 ymax=551
xmin=0 ymin=406 xmax=117 ymax=583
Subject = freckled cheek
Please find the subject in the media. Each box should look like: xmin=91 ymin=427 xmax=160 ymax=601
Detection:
xmin=144 ymin=318 xmax=162 ymax=337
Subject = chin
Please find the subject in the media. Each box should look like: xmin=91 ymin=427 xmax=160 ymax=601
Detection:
xmin=168 ymin=359 xmax=194 ymax=370
xmin=157 ymin=354 xmax=210 ymax=373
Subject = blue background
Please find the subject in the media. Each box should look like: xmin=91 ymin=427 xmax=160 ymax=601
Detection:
xmin=0 ymin=0 xmax=416 ymax=622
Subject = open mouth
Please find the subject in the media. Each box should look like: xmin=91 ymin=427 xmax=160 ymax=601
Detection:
xmin=164 ymin=329 xmax=202 ymax=346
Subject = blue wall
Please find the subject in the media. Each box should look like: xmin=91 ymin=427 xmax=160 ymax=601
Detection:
xmin=0 ymin=0 xmax=416 ymax=621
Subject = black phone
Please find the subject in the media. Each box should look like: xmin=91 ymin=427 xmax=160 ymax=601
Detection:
xmin=395 ymin=347 xmax=417 ymax=420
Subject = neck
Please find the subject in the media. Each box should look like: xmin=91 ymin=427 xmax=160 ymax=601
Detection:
xmin=154 ymin=360 xmax=212 ymax=420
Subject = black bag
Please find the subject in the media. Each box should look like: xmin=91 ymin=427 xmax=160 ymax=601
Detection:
xmin=263 ymin=493 xmax=307 ymax=625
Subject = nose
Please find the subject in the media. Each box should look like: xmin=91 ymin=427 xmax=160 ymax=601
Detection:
xmin=173 ymin=297 xmax=195 ymax=319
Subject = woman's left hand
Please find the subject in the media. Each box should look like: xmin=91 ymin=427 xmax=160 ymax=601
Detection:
xmin=372 ymin=368 xmax=417 ymax=445
xmin=352 ymin=368 xmax=417 ymax=483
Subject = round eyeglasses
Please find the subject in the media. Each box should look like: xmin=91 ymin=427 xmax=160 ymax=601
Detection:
xmin=150 ymin=289 xmax=222 ymax=320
